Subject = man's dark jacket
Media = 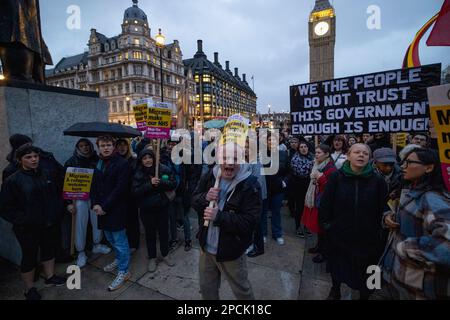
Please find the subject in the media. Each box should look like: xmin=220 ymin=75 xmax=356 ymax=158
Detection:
xmin=90 ymin=155 xmax=131 ymax=232
xmin=192 ymin=169 xmax=262 ymax=262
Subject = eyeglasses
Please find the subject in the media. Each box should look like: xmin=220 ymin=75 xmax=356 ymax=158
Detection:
xmin=401 ymin=159 xmax=424 ymax=167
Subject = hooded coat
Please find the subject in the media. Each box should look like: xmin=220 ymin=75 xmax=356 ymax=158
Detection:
xmin=131 ymin=149 xmax=177 ymax=211
xmin=64 ymin=139 xmax=99 ymax=169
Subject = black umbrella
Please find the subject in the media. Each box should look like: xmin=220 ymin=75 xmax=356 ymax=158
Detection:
xmin=63 ymin=122 xmax=142 ymax=138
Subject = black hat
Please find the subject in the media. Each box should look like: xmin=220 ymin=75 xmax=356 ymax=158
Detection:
xmin=9 ymin=134 xmax=32 ymax=150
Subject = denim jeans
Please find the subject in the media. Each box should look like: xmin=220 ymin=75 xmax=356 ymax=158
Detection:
xmin=265 ymin=193 xmax=284 ymax=239
xmin=104 ymin=230 xmax=130 ymax=273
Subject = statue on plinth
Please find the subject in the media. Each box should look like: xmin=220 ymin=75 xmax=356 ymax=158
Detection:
xmin=0 ymin=0 xmax=53 ymax=84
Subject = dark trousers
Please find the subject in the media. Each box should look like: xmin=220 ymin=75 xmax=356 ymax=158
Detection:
xmin=287 ymin=176 xmax=310 ymax=230
xmin=126 ymin=203 xmax=140 ymax=250
xmin=14 ymin=224 xmax=58 ymax=273
xmin=140 ymin=208 xmax=169 ymax=259
xmin=253 ymin=199 xmax=268 ymax=253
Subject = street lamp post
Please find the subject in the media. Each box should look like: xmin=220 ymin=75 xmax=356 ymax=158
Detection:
xmin=155 ymin=28 xmax=166 ymax=103
xmin=126 ymin=96 xmax=131 ymax=124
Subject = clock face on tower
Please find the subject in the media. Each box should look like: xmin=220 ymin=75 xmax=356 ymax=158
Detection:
xmin=314 ymin=21 xmax=330 ymax=36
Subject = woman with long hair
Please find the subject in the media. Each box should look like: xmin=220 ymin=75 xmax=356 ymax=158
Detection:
xmin=302 ymin=144 xmax=336 ymax=263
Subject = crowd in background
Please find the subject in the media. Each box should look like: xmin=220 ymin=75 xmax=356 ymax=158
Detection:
xmin=0 ymin=128 xmax=449 ymax=300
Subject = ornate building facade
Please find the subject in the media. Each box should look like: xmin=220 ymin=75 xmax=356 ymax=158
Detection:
xmin=183 ymin=40 xmax=257 ymax=123
xmin=46 ymin=0 xmax=195 ymax=126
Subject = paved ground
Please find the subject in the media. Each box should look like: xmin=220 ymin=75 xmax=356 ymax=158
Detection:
xmin=0 ymin=205 xmax=345 ymax=300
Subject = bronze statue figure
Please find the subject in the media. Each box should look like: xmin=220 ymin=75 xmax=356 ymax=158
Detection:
xmin=0 ymin=0 xmax=53 ymax=84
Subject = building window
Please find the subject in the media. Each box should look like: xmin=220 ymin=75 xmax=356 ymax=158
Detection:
xmin=134 ymin=38 xmax=140 ymax=46
xmin=203 ymin=74 xmax=211 ymax=83
xmin=134 ymin=65 xmax=143 ymax=75
xmin=133 ymin=51 xmax=142 ymax=59
xmin=134 ymin=82 xmax=145 ymax=94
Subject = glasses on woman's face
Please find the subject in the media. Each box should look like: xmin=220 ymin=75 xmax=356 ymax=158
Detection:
xmin=401 ymin=159 xmax=424 ymax=168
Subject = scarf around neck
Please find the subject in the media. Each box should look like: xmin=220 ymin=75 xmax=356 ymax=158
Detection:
xmin=341 ymin=160 xmax=373 ymax=178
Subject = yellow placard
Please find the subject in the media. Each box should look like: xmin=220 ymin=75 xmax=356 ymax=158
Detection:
xmin=63 ymin=168 xmax=94 ymax=200
xmin=147 ymin=107 xmax=172 ymax=128
xmin=133 ymin=103 xmax=147 ymax=123
xmin=219 ymin=115 xmax=249 ymax=147
xmin=396 ymin=133 xmax=408 ymax=148
xmin=430 ymin=105 xmax=450 ymax=165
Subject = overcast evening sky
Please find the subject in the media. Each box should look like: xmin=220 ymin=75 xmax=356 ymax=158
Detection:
xmin=41 ymin=0 xmax=449 ymax=114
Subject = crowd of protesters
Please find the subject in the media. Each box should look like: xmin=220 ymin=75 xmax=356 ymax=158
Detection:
xmin=0 ymin=128 xmax=449 ymax=301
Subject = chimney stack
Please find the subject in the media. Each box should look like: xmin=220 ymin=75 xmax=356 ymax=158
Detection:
xmin=234 ymin=68 xmax=239 ymax=77
xmin=225 ymin=61 xmax=230 ymax=71
xmin=214 ymin=52 xmax=219 ymax=64
xmin=243 ymin=74 xmax=247 ymax=82
xmin=197 ymin=40 xmax=203 ymax=53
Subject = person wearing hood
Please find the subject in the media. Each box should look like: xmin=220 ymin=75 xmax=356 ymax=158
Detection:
xmin=64 ymin=139 xmax=111 ymax=268
xmin=116 ymin=138 xmax=140 ymax=253
xmin=90 ymin=136 xmax=132 ymax=292
xmin=319 ymin=143 xmax=388 ymax=300
xmin=192 ymin=142 xmax=262 ymax=300
xmin=379 ymin=148 xmax=450 ymax=300
xmin=132 ymin=149 xmax=177 ymax=273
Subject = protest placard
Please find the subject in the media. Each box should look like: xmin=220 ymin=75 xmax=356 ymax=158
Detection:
xmin=132 ymin=98 xmax=153 ymax=131
xmin=290 ymin=64 xmax=441 ymax=135
xmin=427 ymin=84 xmax=450 ymax=191
xmin=219 ymin=114 xmax=250 ymax=147
xmin=145 ymin=102 xmax=172 ymax=139
xmin=63 ymin=167 xmax=95 ymax=200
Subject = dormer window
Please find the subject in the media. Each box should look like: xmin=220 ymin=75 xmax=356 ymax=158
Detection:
xmin=134 ymin=20 xmax=138 ymax=24
xmin=125 ymin=20 xmax=129 ymax=24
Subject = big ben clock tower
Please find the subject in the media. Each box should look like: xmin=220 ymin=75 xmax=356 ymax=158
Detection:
xmin=309 ymin=0 xmax=336 ymax=83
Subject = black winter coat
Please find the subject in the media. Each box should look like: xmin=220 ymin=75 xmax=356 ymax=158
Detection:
xmin=90 ymin=155 xmax=131 ymax=231
xmin=0 ymin=168 xmax=63 ymax=227
xmin=192 ymin=169 xmax=262 ymax=262
xmin=2 ymin=149 xmax=64 ymax=187
xmin=264 ymin=149 xmax=289 ymax=196
xmin=319 ymin=170 xmax=388 ymax=260
xmin=132 ymin=164 xmax=177 ymax=212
